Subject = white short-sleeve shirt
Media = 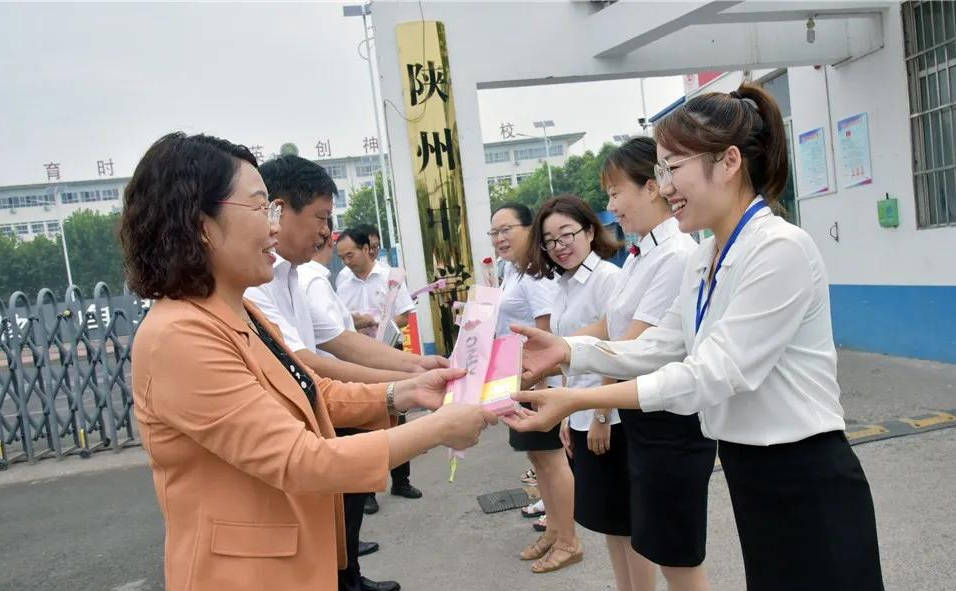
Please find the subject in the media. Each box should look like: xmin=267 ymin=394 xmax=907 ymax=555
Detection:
xmin=606 ymin=217 xmax=697 ymax=340
xmin=335 ymin=260 xmax=416 ymax=322
xmin=297 ymin=261 xmax=354 ymax=358
xmin=549 ymin=252 xmax=621 ymax=431
xmin=495 ymin=262 xmax=559 ymax=337
xmin=244 ymin=254 xmax=315 ymax=353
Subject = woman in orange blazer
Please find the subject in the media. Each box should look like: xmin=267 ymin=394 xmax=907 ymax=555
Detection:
xmin=120 ymin=132 xmax=496 ymax=591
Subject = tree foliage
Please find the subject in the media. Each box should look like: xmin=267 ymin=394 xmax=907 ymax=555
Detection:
xmin=490 ymin=142 xmax=619 ymax=213
xmin=343 ymin=173 xmax=396 ymax=248
xmin=0 ymin=209 xmax=124 ymax=303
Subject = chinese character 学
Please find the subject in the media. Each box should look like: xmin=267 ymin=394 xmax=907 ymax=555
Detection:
xmin=416 ymin=128 xmax=456 ymax=172
xmin=499 ymin=122 xmax=515 ymax=139
xmin=363 ymin=136 xmax=380 ymax=154
xmin=406 ymin=61 xmax=449 ymax=107
xmin=316 ymin=139 xmax=332 ymax=158
xmin=97 ymin=159 xmax=115 ymax=177
xmin=44 ymin=162 xmax=61 ymax=181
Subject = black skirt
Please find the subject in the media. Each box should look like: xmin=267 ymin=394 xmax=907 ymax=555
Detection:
xmin=719 ymin=430 xmax=884 ymax=591
xmin=619 ymin=408 xmax=717 ymax=567
xmin=570 ymin=424 xmax=630 ymax=536
xmin=509 ymin=402 xmax=562 ymax=451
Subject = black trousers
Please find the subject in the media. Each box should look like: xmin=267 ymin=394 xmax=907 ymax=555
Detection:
xmin=335 ymin=428 xmax=367 ymax=591
xmin=390 ymin=414 xmax=410 ymax=486
xmin=337 ymin=491 xmax=367 ymax=591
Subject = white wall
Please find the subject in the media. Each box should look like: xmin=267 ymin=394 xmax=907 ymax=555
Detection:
xmin=789 ymin=7 xmax=956 ymax=287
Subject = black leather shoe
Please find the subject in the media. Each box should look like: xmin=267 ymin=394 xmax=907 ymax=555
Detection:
xmin=357 ymin=541 xmax=379 ymax=557
xmin=360 ymin=576 xmax=400 ymax=591
xmin=390 ymin=483 xmax=422 ymax=499
xmin=364 ymin=494 xmax=379 ymax=514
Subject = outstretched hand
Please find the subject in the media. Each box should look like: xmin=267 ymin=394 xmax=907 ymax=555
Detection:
xmin=510 ymin=324 xmax=571 ymax=386
xmin=500 ymin=387 xmax=579 ymax=433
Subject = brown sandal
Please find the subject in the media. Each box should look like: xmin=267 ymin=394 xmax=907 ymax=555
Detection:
xmin=531 ymin=538 xmax=583 ymax=573
xmin=519 ymin=531 xmax=557 ymax=560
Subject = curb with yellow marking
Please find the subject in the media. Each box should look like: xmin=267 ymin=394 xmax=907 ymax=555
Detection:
xmin=845 ymin=409 xmax=956 ymax=446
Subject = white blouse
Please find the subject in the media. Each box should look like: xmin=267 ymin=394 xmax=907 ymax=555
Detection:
xmin=566 ymin=200 xmax=846 ymax=445
xmin=549 ymin=251 xmax=620 ymax=431
xmin=605 ymin=217 xmax=696 ymax=340
xmin=495 ymin=262 xmax=559 ymax=337
xmin=298 ymin=261 xmax=354 ymax=358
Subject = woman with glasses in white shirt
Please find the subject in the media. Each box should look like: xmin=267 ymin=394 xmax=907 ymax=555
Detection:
xmin=570 ymin=137 xmax=713 ymax=591
xmin=505 ymin=84 xmax=883 ymax=591
xmin=525 ymin=195 xmax=621 ymax=576
xmin=487 ymin=203 xmax=566 ymax=572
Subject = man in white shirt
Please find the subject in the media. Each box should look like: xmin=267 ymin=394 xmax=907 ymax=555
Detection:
xmin=298 ymin=220 xmax=446 ymax=372
xmin=244 ymin=155 xmax=405 ymax=591
xmin=336 ymin=227 xmax=416 ymax=338
xmin=336 ymin=226 xmax=422 ymax=504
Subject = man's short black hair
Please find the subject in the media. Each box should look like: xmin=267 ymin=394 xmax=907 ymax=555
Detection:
xmin=259 ymin=155 xmax=337 ymax=212
xmin=338 ymin=227 xmax=371 ymax=249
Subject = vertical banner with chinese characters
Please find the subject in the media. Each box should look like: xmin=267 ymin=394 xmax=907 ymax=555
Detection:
xmin=396 ymin=20 xmax=473 ymax=355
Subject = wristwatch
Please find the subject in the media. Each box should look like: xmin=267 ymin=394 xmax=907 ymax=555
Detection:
xmin=386 ymin=382 xmax=406 ymax=417
xmin=594 ymin=412 xmax=608 ymax=424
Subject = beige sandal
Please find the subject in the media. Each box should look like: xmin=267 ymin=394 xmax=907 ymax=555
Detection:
xmin=519 ymin=531 xmax=557 ymax=560
xmin=531 ymin=538 xmax=583 ymax=573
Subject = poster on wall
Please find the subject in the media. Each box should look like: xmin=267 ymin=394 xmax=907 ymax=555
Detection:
xmin=837 ymin=112 xmax=873 ymax=189
xmin=797 ymin=127 xmax=830 ymax=197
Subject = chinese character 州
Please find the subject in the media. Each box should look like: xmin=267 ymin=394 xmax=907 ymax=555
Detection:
xmin=97 ymin=159 xmax=115 ymax=177
xmin=499 ymin=122 xmax=515 ymax=139
xmin=44 ymin=162 xmax=61 ymax=181
xmin=249 ymin=145 xmax=265 ymax=163
xmin=416 ymin=128 xmax=456 ymax=172
xmin=406 ymin=61 xmax=449 ymax=107
xmin=316 ymin=139 xmax=332 ymax=158
xmin=363 ymin=136 xmax=380 ymax=154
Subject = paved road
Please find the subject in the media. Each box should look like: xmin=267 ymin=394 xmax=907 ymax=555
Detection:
xmin=1 ymin=349 xmax=954 ymax=590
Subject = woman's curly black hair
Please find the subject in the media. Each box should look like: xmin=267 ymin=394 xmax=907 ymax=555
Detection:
xmin=119 ymin=132 xmax=257 ymax=299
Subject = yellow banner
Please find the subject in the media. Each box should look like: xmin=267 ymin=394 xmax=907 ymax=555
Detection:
xmin=396 ymin=20 xmax=473 ymax=355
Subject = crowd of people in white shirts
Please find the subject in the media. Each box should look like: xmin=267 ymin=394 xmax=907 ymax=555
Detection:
xmin=240 ymin=81 xmax=883 ymax=591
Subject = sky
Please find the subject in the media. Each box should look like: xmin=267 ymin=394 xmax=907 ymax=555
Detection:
xmin=0 ymin=2 xmax=686 ymax=187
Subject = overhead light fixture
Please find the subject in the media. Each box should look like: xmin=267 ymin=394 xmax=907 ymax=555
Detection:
xmin=806 ymin=17 xmax=816 ymax=44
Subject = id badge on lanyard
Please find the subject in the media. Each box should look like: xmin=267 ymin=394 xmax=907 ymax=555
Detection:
xmin=694 ymin=199 xmax=767 ymax=334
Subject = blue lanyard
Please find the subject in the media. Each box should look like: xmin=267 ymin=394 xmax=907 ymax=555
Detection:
xmin=694 ymin=200 xmax=767 ymax=334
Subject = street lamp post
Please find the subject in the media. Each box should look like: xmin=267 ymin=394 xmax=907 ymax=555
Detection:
xmin=48 ymin=184 xmax=74 ymax=288
xmin=533 ymin=120 xmax=555 ymax=196
xmin=344 ymin=2 xmax=399 ymax=263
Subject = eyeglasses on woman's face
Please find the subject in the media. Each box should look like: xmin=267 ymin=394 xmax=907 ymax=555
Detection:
xmin=540 ymin=227 xmax=586 ymax=251
xmin=218 ymin=199 xmax=282 ymax=225
xmin=654 ymin=152 xmax=708 ymax=191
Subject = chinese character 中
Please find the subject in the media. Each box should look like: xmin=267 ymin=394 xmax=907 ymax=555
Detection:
xmin=416 ymin=128 xmax=456 ymax=172
xmin=316 ymin=139 xmax=332 ymax=158
xmin=362 ymin=136 xmax=379 ymax=154
xmin=499 ymin=122 xmax=515 ymax=139
xmin=406 ymin=61 xmax=449 ymax=107
xmin=44 ymin=162 xmax=61 ymax=181
xmin=97 ymin=159 xmax=114 ymax=177
xmin=249 ymin=145 xmax=265 ymax=163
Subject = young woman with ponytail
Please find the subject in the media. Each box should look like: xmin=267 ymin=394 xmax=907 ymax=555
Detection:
xmin=506 ymin=84 xmax=884 ymax=590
